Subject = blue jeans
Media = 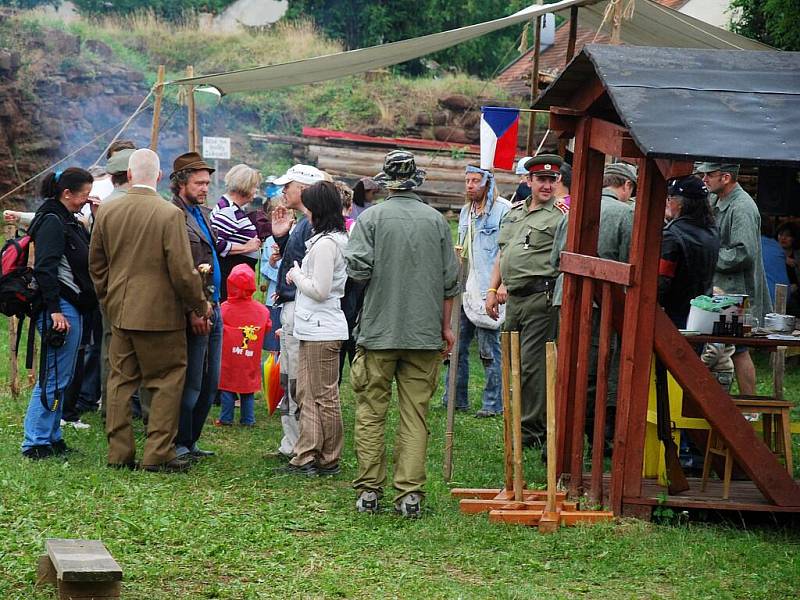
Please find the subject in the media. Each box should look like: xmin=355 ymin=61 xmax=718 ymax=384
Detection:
xmin=22 ymin=300 xmax=83 ymax=451
xmin=76 ymin=307 xmax=103 ymax=412
xmin=442 ymin=308 xmax=502 ymax=413
xmin=176 ymin=305 xmax=222 ymax=453
xmin=219 ymin=390 xmax=255 ymax=425
xmin=263 ymin=304 xmax=281 ymax=352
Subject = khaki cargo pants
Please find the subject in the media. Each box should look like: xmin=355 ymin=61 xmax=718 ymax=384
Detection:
xmin=351 ymin=347 xmax=441 ymax=500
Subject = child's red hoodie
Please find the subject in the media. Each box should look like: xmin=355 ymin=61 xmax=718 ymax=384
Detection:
xmin=219 ymin=264 xmax=271 ymax=394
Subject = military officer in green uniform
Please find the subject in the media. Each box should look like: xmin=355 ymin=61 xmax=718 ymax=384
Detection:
xmin=486 ymin=154 xmax=568 ymax=446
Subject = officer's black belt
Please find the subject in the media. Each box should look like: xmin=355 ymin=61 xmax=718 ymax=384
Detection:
xmin=507 ymin=277 xmax=556 ymax=297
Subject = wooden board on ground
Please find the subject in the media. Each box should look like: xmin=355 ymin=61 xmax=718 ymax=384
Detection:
xmin=45 ymin=539 xmax=122 ymax=582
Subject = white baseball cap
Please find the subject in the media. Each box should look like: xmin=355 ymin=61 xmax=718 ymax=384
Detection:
xmin=273 ymin=164 xmax=326 ymax=186
xmin=515 ymin=156 xmax=533 ymax=175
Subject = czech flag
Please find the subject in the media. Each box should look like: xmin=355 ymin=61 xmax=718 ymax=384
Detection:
xmin=480 ymin=106 xmax=520 ymax=171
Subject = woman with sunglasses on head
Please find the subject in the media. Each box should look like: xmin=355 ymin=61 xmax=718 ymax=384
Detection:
xmin=21 ymin=167 xmax=97 ymax=459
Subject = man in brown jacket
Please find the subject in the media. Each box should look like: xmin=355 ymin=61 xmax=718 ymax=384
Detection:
xmin=90 ymin=149 xmax=210 ymax=472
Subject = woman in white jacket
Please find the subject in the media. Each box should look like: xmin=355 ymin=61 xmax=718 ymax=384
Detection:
xmin=284 ymin=181 xmax=350 ymax=476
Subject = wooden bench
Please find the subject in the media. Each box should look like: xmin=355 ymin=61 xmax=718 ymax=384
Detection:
xmin=37 ymin=539 xmax=122 ymax=599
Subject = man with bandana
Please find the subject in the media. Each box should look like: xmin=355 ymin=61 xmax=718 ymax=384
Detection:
xmin=441 ymin=165 xmax=510 ymax=417
xmin=486 ymin=154 xmax=568 ymax=447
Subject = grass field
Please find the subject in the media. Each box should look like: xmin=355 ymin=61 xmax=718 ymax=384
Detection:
xmin=0 ymin=319 xmax=799 ymax=599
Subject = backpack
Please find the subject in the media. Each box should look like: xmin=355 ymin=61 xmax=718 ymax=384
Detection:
xmin=0 ymin=233 xmax=41 ymax=318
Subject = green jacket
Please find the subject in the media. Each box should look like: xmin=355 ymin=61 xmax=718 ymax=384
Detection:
xmin=345 ymin=191 xmax=459 ymax=350
xmin=550 ymin=190 xmax=634 ymax=306
xmin=712 ymin=184 xmax=772 ymax=321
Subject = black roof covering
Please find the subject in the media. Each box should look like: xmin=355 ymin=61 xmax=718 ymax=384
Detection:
xmin=534 ymin=45 xmax=800 ymax=167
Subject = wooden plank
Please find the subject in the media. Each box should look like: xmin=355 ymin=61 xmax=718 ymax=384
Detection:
xmin=570 ymin=77 xmax=607 ymax=113
xmin=501 ymin=332 xmax=514 ymax=492
xmin=459 ymin=499 xmax=577 ymax=514
xmin=684 ymin=335 xmax=800 ymax=349
xmin=590 ymin=282 xmax=613 ymax=506
xmin=612 ymin=158 xmax=668 ymax=513
xmin=773 ymin=283 xmax=788 ymax=401
xmin=565 ymin=6 xmax=579 ymax=63
xmin=57 ymin=579 xmax=120 ymax=599
xmin=46 ymin=539 xmax=122 ymax=583
xmin=559 ymin=252 xmax=634 ymax=286
xmin=149 ymin=64 xmax=165 ymax=151
xmin=555 ymin=116 xmax=606 ymax=475
xmin=588 ymin=118 xmax=643 ymax=160
xmin=654 ymin=158 xmax=694 ymax=181
xmin=569 ymin=277 xmax=594 ymax=498
xmin=511 ymin=331 xmax=524 ymax=502
xmin=545 ymin=342 xmax=558 ymax=513
xmin=652 ymin=311 xmax=800 ymax=506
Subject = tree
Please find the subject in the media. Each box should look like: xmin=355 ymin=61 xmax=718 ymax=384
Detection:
xmin=729 ymin=0 xmax=800 ymax=51
xmin=284 ymin=0 xmax=543 ymax=78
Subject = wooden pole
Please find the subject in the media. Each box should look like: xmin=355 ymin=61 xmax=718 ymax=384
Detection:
xmin=525 ymin=16 xmax=543 ymax=156
xmin=501 ymin=331 xmax=514 ymax=492
xmin=443 ymin=247 xmax=466 ymax=481
xmin=186 ymin=65 xmax=197 ymax=153
xmin=511 ymin=331 xmax=524 ymax=501
xmin=566 ymin=6 xmax=579 ymax=63
xmin=611 ymin=0 xmax=623 ymax=45
xmin=545 ymin=341 xmax=558 ymax=513
xmin=150 ymin=65 xmax=165 ymax=152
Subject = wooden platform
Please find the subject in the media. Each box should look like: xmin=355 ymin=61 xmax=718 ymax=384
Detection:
xmin=579 ymin=475 xmax=800 ymax=514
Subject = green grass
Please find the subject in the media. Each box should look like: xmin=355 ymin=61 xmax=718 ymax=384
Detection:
xmin=0 ymin=315 xmax=798 ymax=598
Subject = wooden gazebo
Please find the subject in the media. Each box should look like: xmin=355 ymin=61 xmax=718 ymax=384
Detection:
xmin=536 ymin=45 xmax=800 ymax=516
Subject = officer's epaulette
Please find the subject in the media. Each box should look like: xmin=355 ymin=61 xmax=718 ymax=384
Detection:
xmin=510 ymin=199 xmax=526 ymax=210
xmin=554 ymin=199 xmax=569 ymax=215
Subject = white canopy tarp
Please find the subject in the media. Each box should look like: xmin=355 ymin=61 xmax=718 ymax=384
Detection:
xmin=169 ymin=0 xmax=770 ymax=95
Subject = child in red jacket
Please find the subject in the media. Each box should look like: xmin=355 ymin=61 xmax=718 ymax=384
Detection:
xmin=216 ymin=264 xmax=271 ymax=426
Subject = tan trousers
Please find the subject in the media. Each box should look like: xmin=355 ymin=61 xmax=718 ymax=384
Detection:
xmin=106 ymin=327 xmax=187 ymax=466
xmin=351 ymin=348 xmax=441 ymax=499
xmin=291 ymin=340 xmax=344 ymax=468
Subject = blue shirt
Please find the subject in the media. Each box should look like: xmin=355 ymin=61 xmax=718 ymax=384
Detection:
xmin=761 ymin=235 xmax=790 ymax=304
xmin=189 ymin=205 xmax=221 ymax=303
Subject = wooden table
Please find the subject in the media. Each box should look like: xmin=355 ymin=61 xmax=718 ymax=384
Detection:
xmin=684 ymin=334 xmax=800 ymax=349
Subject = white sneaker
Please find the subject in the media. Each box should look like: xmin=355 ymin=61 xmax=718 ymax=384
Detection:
xmin=60 ymin=419 xmax=90 ymax=430
xmin=395 ymin=493 xmax=422 ymax=518
xmin=356 ymin=490 xmax=380 ymax=514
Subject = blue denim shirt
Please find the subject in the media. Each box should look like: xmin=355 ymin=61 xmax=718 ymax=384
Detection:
xmin=458 ymin=195 xmax=511 ymax=293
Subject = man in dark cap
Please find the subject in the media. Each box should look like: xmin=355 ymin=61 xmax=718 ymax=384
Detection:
xmin=169 ymin=151 xmax=223 ymax=461
xmin=486 ymin=154 xmax=568 ymax=447
xmin=603 ymin=162 xmax=637 ymax=206
xmin=346 ymin=149 xmax=459 ymax=518
xmin=694 ymin=162 xmax=771 ymax=394
xmin=659 ymin=176 xmax=720 ymax=327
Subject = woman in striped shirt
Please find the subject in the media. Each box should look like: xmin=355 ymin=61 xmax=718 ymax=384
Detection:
xmin=211 ymin=164 xmax=264 ymax=300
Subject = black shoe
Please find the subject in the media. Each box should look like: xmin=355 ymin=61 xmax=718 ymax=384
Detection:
xmin=190 ymin=447 xmax=215 ymax=458
xmin=264 ymin=450 xmax=294 ymax=462
xmin=141 ymin=457 xmax=191 ymax=473
xmin=108 ymin=461 xmax=137 ymax=471
xmin=22 ymin=445 xmax=54 ymax=460
xmin=316 ymin=463 xmax=341 ymax=476
xmin=51 ymin=440 xmax=75 ymax=455
xmin=474 ymin=410 xmax=499 ymax=418
xmin=278 ymin=462 xmax=318 ymax=477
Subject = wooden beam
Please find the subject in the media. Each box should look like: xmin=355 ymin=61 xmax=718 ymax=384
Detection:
xmin=565 ymin=6 xmax=579 ymax=63
xmin=654 ymin=159 xmax=694 ymax=181
xmin=569 ymin=277 xmax=595 ymax=498
xmin=555 ymin=115 xmax=605 ymax=474
xmin=653 ymin=311 xmax=800 ymax=506
xmin=611 ymin=157 xmax=668 ymax=513
xmin=186 ymin=65 xmax=197 ymax=153
xmin=559 ymin=253 xmax=634 ymax=286
xmin=149 ymin=65 xmax=165 ymax=152
xmin=570 ymin=77 xmax=607 ymax=113
xmin=588 ymin=118 xmax=643 ymax=160
xmin=611 ymin=0 xmax=623 ymax=44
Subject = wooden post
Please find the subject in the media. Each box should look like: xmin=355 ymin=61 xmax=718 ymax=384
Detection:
xmin=501 ymin=332 xmax=514 ymax=492
xmin=511 ymin=331 xmax=524 ymax=501
xmin=525 ymin=16 xmax=543 ymax=156
xmin=589 ymin=282 xmax=613 ymax=506
xmin=545 ymin=342 xmax=558 ymax=513
xmin=443 ymin=248 xmax=466 ymax=482
xmin=186 ymin=65 xmax=197 ymax=153
xmin=569 ymin=276 xmax=594 ymax=498
xmin=611 ymin=0 xmax=623 ymax=44
xmin=150 ymin=65 xmax=165 ymax=152
xmin=566 ymin=5 xmax=579 ymax=63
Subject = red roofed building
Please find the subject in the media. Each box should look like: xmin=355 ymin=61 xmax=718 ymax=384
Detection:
xmin=496 ymin=0 xmax=704 ymax=99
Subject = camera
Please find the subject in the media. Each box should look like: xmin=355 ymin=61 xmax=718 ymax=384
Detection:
xmin=46 ymin=328 xmax=66 ymax=348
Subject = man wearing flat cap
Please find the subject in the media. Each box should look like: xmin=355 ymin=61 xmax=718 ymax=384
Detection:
xmin=486 ymin=154 xmax=568 ymax=448
xmin=346 ymin=149 xmax=459 ymax=517
xmin=170 ymin=151 xmax=224 ymax=461
xmin=694 ymin=162 xmax=771 ymax=395
xmin=602 ymin=161 xmax=637 ymax=206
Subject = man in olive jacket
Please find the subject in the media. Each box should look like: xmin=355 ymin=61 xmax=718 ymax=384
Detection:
xmin=90 ymin=149 xmax=209 ymax=472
